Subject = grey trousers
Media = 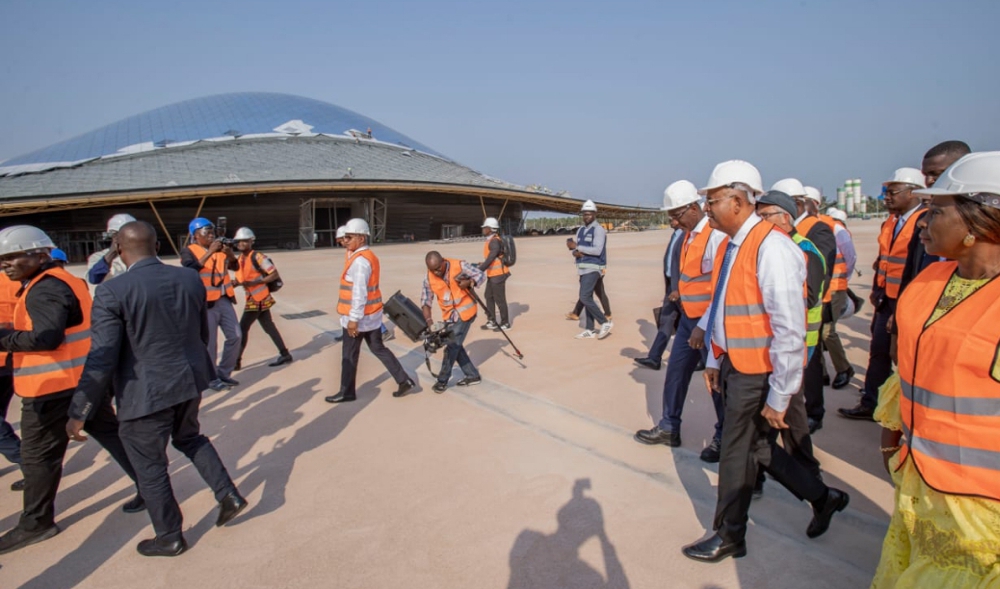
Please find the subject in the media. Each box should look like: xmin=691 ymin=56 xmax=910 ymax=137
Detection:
xmin=821 ymin=291 xmax=851 ymax=374
xmin=207 ymin=297 xmax=242 ymax=380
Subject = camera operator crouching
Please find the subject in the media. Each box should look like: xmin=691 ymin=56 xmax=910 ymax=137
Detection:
xmin=230 ymin=227 xmax=291 ymax=371
xmin=181 ymin=217 xmax=241 ymax=391
xmin=421 ymin=251 xmax=486 ymax=393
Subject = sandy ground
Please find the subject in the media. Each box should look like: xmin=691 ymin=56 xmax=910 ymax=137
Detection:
xmin=0 ymin=219 xmax=892 ymax=589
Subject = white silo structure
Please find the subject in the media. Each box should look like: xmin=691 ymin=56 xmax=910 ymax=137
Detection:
xmin=837 ymin=188 xmax=847 ymax=210
xmin=852 ymin=179 xmax=863 ymax=213
xmin=845 ymin=181 xmax=855 ymax=214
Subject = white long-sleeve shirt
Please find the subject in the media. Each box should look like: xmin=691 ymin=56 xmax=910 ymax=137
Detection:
xmin=687 ymin=215 xmax=728 ymax=275
xmin=832 ymin=223 xmax=857 ymax=278
xmin=339 ymin=246 xmax=384 ymax=332
xmin=698 ymin=214 xmax=806 ymax=412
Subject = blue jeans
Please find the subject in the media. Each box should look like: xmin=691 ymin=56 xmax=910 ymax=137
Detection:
xmin=578 ymin=272 xmax=608 ymax=330
xmin=437 ymin=316 xmax=480 ymax=384
xmin=658 ymin=313 xmax=725 ymax=440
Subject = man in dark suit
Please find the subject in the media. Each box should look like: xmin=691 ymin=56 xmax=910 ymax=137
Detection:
xmin=632 ymin=225 xmax=682 ymax=370
xmin=67 ymin=221 xmax=247 ymax=557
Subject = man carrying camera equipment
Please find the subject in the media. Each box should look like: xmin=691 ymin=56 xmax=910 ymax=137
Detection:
xmin=478 ymin=217 xmax=511 ymax=331
xmin=87 ymin=213 xmax=136 ymax=285
xmin=181 ymin=217 xmax=241 ymax=392
xmin=326 ymin=219 xmax=414 ymax=403
xmin=231 ymin=227 xmax=291 ymax=371
xmin=567 ymin=200 xmax=613 ymax=340
xmin=421 ymin=251 xmax=486 ymax=393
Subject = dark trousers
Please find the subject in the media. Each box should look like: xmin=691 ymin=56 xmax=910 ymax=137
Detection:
xmin=0 ymin=373 xmax=21 ymax=465
xmin=573 ymin=274 xmax=610 ymax=318
xmin=484 ymin=274 xmax=510 ymax=324
xmin=647 ymin=289 xmax=679 ymax=362
xmin=19 ymin=395 xmax=138 ymax=532
xmin=238 ymin=308 xmax=289 ymax=362
xmin=660 ymin=313 xmax=724 ymax=439
xmin=340 ymin=327 xmax=409 ymax=396
xmin=758 ymin=390 xmax=822 ymax=487
xmin=714 ymin=357 xmax=828 ymax=543
xmin=578 ymin=272 xmax=608 ymax=330
xmin=861 ymin=300 xmax=895 ymax=409
xmin=803 ymin=325 xmax=827 ymax=421
xmin=437 ymin=317 xmax=480 ymax=385
xmin=821 ymin=291 xmax=851 ymax=374
xmin=118 ymin=397 xmax=236 ymax=542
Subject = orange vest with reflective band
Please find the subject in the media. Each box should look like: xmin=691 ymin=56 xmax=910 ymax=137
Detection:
xmin=12 ymin=267 xmax=92 ymax=398
xmin=428 ymin=259 xmax=477 ymax=322
xmin=829 ymin=224 xmax=851 ymax=293
xmin=337 ymin=249 xmax=383 ymax=317
xmin=710 ymin=222 xmax=776 ymax=374
xmin=483 ymin=235 xmax=509 ymax=278
xmin=896 ymin=261 xmax=1000 ymax=501
xmin=0 ymin=276 xmax=21 ymax=328
xmin=796 ymin=215 xmax=834 ymax=304
xmin=876 ymin=210 xmax=923 ymax=299
xmin=678 ymin=229 xmax=713 ymax=318
xmin=187 ymin=244 xmax=235 ymax=302
xmin=235 ymin=251 xmax=270 ymax=303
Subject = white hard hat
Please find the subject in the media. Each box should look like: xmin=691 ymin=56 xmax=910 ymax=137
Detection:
xmin=699 ymin=160 xmax=764 ymax=199
xmin=827 ymin=208 xmax=848 ymax=222
xmin=884 ymin=167 xmax=927 ymax=188
xmin=0 ymin=225 xmax=55 ymax=256
xmin=106 ymin=213 xmax=137 ymax=234
xmin=914 ymin=151 xmax=1000 ymax=209
xmin=662 ymin=180 xmax=701 ymax=211
xmin=481 ymin=217 xmax=500 ymax=230
xmin=771 ymin=178 xmax=807 ymax=197
xmin=344 ymin=218 xmax=370 ymax=236
xmin=581 ymin=199 xmax=598 ymax=212
xmin=336 ymin=226 xmax=347 ymax=239
xmin=233 ymin=227 xmax=255 ymax=241
xmin=803 ymin=186 xmax=823 ymax=203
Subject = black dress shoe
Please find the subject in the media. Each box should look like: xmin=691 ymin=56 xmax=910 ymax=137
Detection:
xmin=457 ymin=376 xmax=482 ymax=387
xmin=219 ymin=376 xmax=239 ymax=386
xmin=10 ymin=479 xmax=25 ymax=491
xmin=0 ymin=524 xmax=60 ymax=555
xmin=699 ymin=437 xmax=722 ymax=463
xmin=634 ymin=426 xmax=681 ymax=447
xmin=837 ymin=403 xmax=875 ymax=421
xmin=681 ymin=533 xmax=747 ymax=563
xmin=268 ymin=354 xmax=293 ymax=367
xmin=137 ymin=536 xmax=187 ymax=557
xmin=694 ymin=359 xmax=706 ymax=372
xmin=633 ymin=357 xmax=661 ymax=370
xmin=808 ymin=418 xmax=823 ymax=434
xmin=807 ymin=488 xmax=850 ymax=538
xmin=122 ymin=494 xmax=146 ymax=513
xmin=432 ymin=381 xmax=448 ymax=393
xmin=393 ymin=378 xmax=415 ymax=398
xmin=831 ymin=367 xmax=855 ymax=389
xmin=216 ymin=491 xmax=248 ymax=527
xmin=325 ymin=391 xmax=356 ymax=403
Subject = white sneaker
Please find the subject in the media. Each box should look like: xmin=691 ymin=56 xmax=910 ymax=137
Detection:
xmin=597 ymin=321 xmax=614 ymax=339
xmin=499 ymin=323 xmax=512 ymax=330
xmin=575 ymin=330 xmax=596 ymax=339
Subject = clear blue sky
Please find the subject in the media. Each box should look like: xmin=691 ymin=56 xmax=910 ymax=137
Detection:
xmin=2 ymin=0 xmax=998 ymax=207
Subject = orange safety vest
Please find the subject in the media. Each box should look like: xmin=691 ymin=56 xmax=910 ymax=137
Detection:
xmin=876 ymin=210 xmax=924 ymax=299
xmin=483 ymin=235 xmax=509 ymax=278
xmin=678 ymin=228 xmax=713 ymax=318
xmin=0 ymin=275 xmax=21 ymax=328
xmin=797 ymin=215 xmax=834 ymax=304
xmin=12 ymin=267 xmax=92 ymax=398
xmin=235 ymin=251 xmax=271 ymax=303
xmin=428 ymin=259 xmax=477 ymax=322
xmin=829 ymin=225 xmax=851 ymax=293
xmin=337 ymin=249 xmax=383 ymax=316
xmin=187 ymin=244 xmax=235 ymax=302
xmin=710 ymin=222 xmax=778 ymax=374
xmin=896 ymin=261 xmax=1000 ymax=501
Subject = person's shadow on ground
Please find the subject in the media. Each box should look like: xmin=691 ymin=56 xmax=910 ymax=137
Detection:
xmin=507 ymin=478 xmax=629 ymax=589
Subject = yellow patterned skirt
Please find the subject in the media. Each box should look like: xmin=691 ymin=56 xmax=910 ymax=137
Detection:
xmin=871 ymin=373 xmax=1000 ymax=588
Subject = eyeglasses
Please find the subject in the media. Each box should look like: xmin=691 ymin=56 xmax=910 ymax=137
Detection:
xmin=667 ymin=206 xmax=690 ymax=221
xmin=884 ymin=187 xmax=912 ymax=197
xmin=758 ymin=211 xmax=786 ymax=220
xmin=704 ymin=195 xmax=736 ymax=208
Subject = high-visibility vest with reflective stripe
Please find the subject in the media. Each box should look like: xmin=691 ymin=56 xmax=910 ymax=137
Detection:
xmin=12 ymin=267 xmax=92 ymax=398
xmin=896 ymin=261 xmax=1000 ymax=501
xmin=818 ymin=215 xmax=842 ymax=299
xmin=0 ymin=275 xmax=21 ymax=328
xmin=791 ymin=232 xmax=825 ymax=361
xmin=710 ymin=222 xmax=776 ymax=374
xmin=829 ymin=222 xmax=851 ymax=293
xmin=876 ymin=210 xmax=924 ymax=299
xmin=483 ymin=235 xmax=509 ymax=278
xmin=428 ymin=259 xmax=477 ymax=322
xmin=187 ymin=244 xmax=235 ymax=302
xmin=678 ymin=228 xmax=713 ymax=318
xmin=235 ymin=251 xmax=270 ymax=303
xmin=337 ymin=249 xmax=383 ymax=316
xmin=796 ymin=215 xmax=834 ymax=304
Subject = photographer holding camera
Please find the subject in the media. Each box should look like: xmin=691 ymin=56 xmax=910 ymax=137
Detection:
xmin=87 ymin=213 xmax=136 ymax=285
xmin=180 ymin=217 xmax=241 ymax=391
xmin=421 ymin=251 xmax=486 ymax=393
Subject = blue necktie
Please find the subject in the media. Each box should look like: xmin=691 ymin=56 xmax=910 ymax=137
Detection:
xmin=893 ymin=216 xmax=904 ymax=240
xmin=703 ymin=242 xmax=737 ymax=350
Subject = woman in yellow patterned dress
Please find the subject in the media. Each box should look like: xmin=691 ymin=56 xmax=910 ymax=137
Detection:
xmin=871 ymin=152 xmax=1000 ymax=588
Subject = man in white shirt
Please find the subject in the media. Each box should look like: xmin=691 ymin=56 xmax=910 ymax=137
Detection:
xmin=682 ymin=160 xmax=848 ymax=563
xmin=325 ymin=219 xmax=414 ymax=403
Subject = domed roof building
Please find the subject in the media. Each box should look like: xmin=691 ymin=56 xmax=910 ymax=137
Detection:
xmin=0 ymin=92 xmax=649 ymax=259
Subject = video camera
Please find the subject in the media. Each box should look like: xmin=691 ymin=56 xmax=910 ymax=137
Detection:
xmin=383 ymin=291 xmax=455 ymax=353
xmin=215 ymin=216 xmax=235 ymax=247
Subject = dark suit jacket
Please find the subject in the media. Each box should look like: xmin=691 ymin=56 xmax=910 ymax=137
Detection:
xmin=70 ymin=257 xmax=215 ymax=422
